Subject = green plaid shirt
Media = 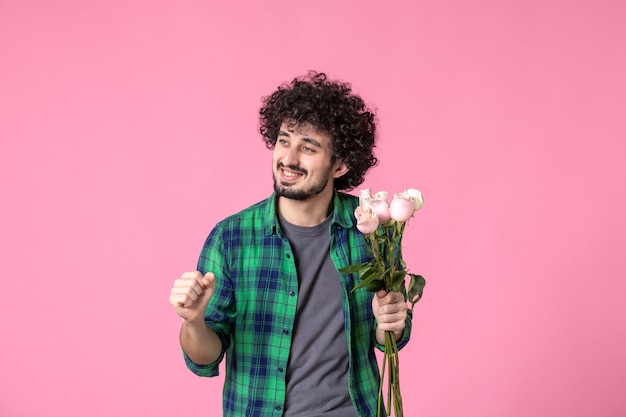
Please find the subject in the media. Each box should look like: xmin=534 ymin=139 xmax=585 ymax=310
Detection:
xmin=184 ymin=191 xmax=412 ymax=417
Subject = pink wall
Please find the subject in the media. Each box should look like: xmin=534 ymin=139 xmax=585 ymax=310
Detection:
xmin=1 ymin=1 xmax=625 ymax=416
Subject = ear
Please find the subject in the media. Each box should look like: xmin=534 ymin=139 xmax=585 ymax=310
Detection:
xmin=333 ymin=160 xmax=350 ymax=179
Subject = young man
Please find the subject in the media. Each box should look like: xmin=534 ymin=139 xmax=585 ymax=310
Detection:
xmin=169 ymin=71 xmax=411 ymax=417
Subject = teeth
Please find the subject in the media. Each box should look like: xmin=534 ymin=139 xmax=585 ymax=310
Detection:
xmin=283 ymin=170 xmax=301 ymax=177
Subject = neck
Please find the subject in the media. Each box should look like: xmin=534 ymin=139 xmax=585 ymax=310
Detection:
xmin=277 ymin=189 xmax=335 ymax=227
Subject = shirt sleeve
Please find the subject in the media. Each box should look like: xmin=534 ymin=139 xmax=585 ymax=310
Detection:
xmin=183 ymin=223 xmax=236 ymax=377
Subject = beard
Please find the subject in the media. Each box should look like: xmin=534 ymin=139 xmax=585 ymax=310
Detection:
xmin=273 ymin=163 xmax=332 ymax=201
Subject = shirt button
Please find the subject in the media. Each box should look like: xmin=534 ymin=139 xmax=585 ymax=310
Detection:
xmin=289 ymin=290 xmax=295 ymax=296
xmin=285 ymin=253 xmax=291 ymax=259
xmin=278 ymin=367 xmax=284 ymax=372
xmin=282 ymin=329 xmax=289 ymax=335
xmin=275 ymin=406 xmax=282 ymax=410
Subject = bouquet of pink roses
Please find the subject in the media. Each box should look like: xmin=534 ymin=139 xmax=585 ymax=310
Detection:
xmin=340 ymin=188 xmax=426 ymax=417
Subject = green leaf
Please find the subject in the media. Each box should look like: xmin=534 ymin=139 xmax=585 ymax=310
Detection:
xmin=358 ymin=265 xmax=378 ymax=282
xmin=352 ymin=264 xmax=384 ymax=292
xmin=390 ymin=270 xmax=406 ymax=292
xmin=399 ymin=257 xmax=407 ymax=270
xmin=352 ymin=272 xmax=381 ymax=292
xmin=407 ymin=274 xmax=426 ymax=308
xmin=366 ymin=280 xmax=385 ymax=292
xmin=338 ymin=262 xmax=371 ymax=274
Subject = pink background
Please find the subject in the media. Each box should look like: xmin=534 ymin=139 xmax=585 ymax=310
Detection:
xmin=1 ymin=1 xmax=625 ymax=416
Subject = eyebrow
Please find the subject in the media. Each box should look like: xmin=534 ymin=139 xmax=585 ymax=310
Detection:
xmin=278 ymin=130 xmax=323 ymax=148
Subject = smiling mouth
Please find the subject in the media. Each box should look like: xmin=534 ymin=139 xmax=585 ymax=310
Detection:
xmin=278 ymin=163 xmax=306 ymax=182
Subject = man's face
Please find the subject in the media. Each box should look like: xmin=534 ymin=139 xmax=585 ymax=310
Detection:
xmin=272 ymin=121 xmax=342 ymax=201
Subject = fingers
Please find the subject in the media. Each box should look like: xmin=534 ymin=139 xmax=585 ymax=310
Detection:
xmin=374 ymin=290 xmax=405 ymax=308
xmin=201 ymin=273 xmax=216 ymax=292
xmin=169 ymin=271 xmax=215 ymax=309
xmin=199 ymin=272 xmax=216 ymax=305
xmin=372 ymin=290 xmax=407 ymax=333
xmin=170 ymin=271 xmax=202 ymax=307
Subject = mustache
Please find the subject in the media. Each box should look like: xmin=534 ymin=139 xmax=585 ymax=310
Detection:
xmin=277 ymin=162 xmax=307 ymax=175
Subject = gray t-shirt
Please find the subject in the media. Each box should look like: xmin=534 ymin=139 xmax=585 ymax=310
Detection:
xmin=280 ymin=214 xmax=357 ymax=417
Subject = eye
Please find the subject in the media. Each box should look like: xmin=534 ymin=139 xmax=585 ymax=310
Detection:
xmin=278 ymin=139 xmax=289 ymax=147
xmin=302 ymin=146 xmax=315 ymax=153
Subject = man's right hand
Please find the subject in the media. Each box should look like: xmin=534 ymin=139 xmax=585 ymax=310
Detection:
xmin=169 ymin=271 xmax=216 ymax=324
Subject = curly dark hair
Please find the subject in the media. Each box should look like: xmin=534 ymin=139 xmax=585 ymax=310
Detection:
xmin=259 ymin=71 xmax=378 ymax=191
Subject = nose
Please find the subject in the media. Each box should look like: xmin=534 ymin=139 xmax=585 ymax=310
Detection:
xmin=281 ymin=146 xmax=299 ymax=167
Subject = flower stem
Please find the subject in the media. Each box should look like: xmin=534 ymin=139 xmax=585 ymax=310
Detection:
xmin=382 ymin=330 xmax=404 ymax=417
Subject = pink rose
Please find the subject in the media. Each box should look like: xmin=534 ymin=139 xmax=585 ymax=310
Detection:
xmin=370 ymin=191 xmax=391 ymax=224
xmin=355 ymin=205 xmax=379 ymax=234
xmin=373 ymin=191 xmax=388 ymax=201
xmin=389 ymin=194 xmax=414 ymax=222
xmin=359 ymin=188 xmax=373 ymax=208
xmin=402 ymin=188 xmax=423 ymax=212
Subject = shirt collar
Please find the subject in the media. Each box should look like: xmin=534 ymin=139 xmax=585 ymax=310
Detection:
xmin=264 ymin=191 xmax=356 ymax=236
xmin=331 ymin=191 xmax=357 ymax=230
xmin=264 ymin=193 xmax=281 ymax=236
